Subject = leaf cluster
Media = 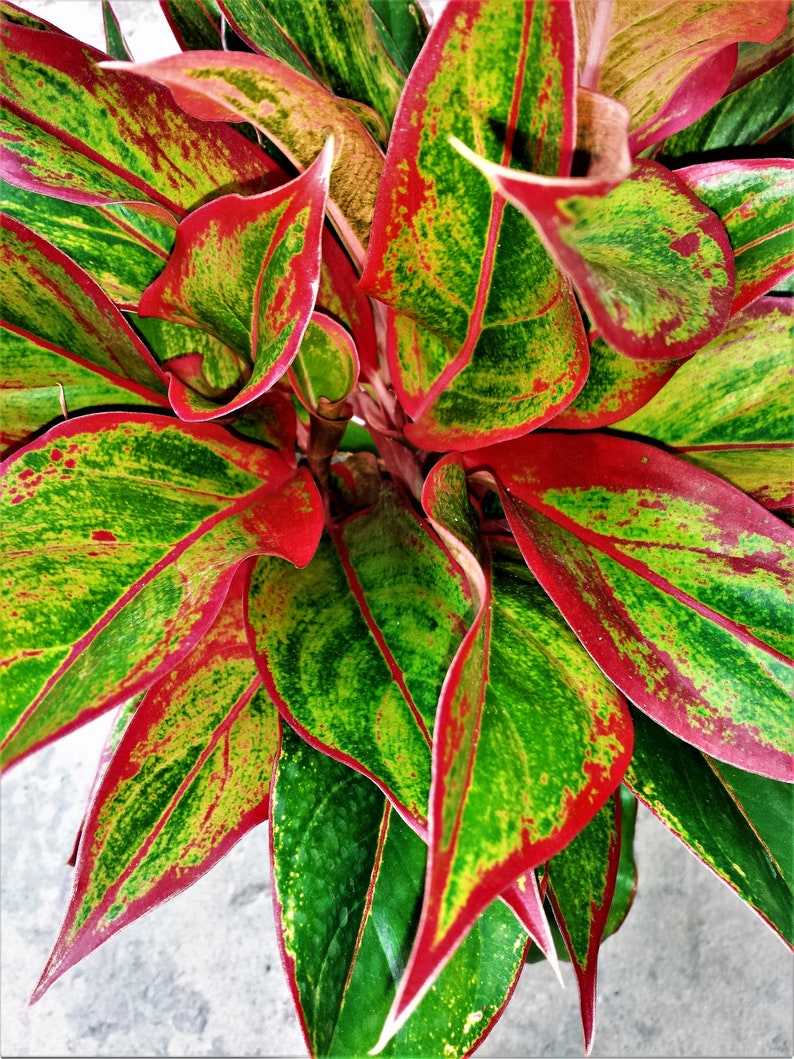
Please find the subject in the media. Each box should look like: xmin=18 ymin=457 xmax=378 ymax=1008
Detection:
xmin=1 ymin=0 xmax=792 ymax=1055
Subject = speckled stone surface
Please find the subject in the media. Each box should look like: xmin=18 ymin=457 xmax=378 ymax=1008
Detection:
xmin=2 ymin=3 xmax=793 ymax=1056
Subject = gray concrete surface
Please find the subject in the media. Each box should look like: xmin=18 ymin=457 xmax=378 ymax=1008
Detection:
xmin=2 ymin=713 xmax=792 ymax=1058
xmin=3 ymin=2 xmax=793 ymax=1056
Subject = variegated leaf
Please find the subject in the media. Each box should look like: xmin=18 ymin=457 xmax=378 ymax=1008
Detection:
xmin=0 ymin=413 xmax=322 ymax=768
xmin=656 ymin=55 xmax=794 ymax=162
xmin=546 ymin=793 xmax=621 ymax=1054
xmin=0 ymin=178 xmax=177 ymax=309
xmin=219 ymin=0 xmax=404 ymax=127
xmin=159 ymin=0 xmax=225 ymax=51
xmin=625 ymin=706 xmax=793 ymax=946
xmin=103 ymin=50 xmax=384 ymax=265
xmin=0 ymin=19 xmax=275 ymax=214
xmin=360 ymin=0 xmax=588 ymax=449
xmin=458 ymin=151 xmax=735 ymax=360
xmin=676 ymin=160 xmax=794 ymax=315
xmin=138 ymin=139 xmax=332 ymax=420
xmin=248 ymin=482 xmax=475 ymax=829
xmin=617 ymin=298 xmax=794 ymax=511
xmin=576 ymin=0 xmax=789 ymax=152
xmin=1 ymin=214 xmax=167 ymax=452
xmin=550 ymin=334 xmax=684 ymax=430
xmin=32 ymin=563 xmax=278 ymax=998
xmin=467 ymin=431 xmax=794 ymax=781
xmin=378 ymin=456 xmax=632 ymax=1044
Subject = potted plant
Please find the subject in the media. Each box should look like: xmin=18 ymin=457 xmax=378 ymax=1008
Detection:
xmin=1 ymin=0 xmax=791 ymax=1055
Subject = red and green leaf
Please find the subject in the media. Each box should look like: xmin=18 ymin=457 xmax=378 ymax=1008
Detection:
xmin=270 ymin=723 xmax=529 ymax=1058
xmin=458 ymin=151 xmax=735 ymax=360
xmin=138 ymin=139 xmax=332 ymax=421
xmin=104 ymin=50 xmax=384 ymax=264
xmin=360 ymin=0 xmax=588 ymax=449
xmin=676 ymin=160 xmax=794 ymax=315
xmin=618 ymin=298 xmax=794 ymax=511
xmin=550 ymin=333 xmax=684 ymax=430
xmin=0 ymin=19 xmax=275 ymax=214
xmin=546 ymin=793 xmax=621 ymax=1054
xmin=0 ymin=178 xmax=177 ymax=309
xmin=289 ymin=311 xmax=358 ymax=415
xmin=655 ymin=55 xmax=794 ymax=162
xmin=248 ymin=482 xmax=475 ymax=830
xmin=577 ymin=0 xmax=790 ymax=152
xmin=101 ymin=0 xmax=132 ymax=61
xmin=1 ymin=215 xmax=168 ymax=452
xmin=0 ymin=413 xmax=322 ymax=769
xmin=380 ymin=455 xmax=631 ymax=1044
xmin=625 ymin=706 xmax=793 ymax=947
xmin=219 ymin=0 xmax=404 ymax=128
xmin=468 ymin=431 xmax=794 ymax=781
xmin=32 ymin=562 xmax=279 ymax=999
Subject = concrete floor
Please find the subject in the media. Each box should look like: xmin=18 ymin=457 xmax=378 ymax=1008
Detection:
xmin=3 ymin=2 xmax=793 ymax=1056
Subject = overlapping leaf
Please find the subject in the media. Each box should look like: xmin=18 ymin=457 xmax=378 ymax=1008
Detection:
xmin=467 ymin=431 xmax=794 ymax=781
xmin=656 ymin=55 xmax=794 ymax=163
xmin=359 ymin=0 xmax=588 ymax=450
xmin=160 ymin=0 xmax=225 ymax=51
xmin=370 ymin=0 xmax=428 ymax=77
xmin=546 ymin=793 xmax=621 ymax=1054
xmin=625 ymin=707 xmax=793 ymax=946
xmin=0 ymin=413 xmax=322 ymax=769
xmin=248 ymin=483 xmax=474 ymax=829
xmin=138 ymin=139 xmax=332 ymax=420
xmin=618 ymin=298 xmax=794 ymax=512
xmin=576 ymin=0 xmax=789 ymax=152
xmin=271 ymin=724 xmax=529 ymax=1058
xmin=103 ymin=50 xmax=384 ymax=264
xmin=32 ymin=563 xmax=279 ymax=999
xmin=1 ymin=215 xmax=167 ymax=452
xmin=219 ymin=0 xmax=404 ymax=128
xmin=0 ymin=178 xmax=177 ymax=308
xmin=0 ymin=19 xmax=276 ymax=213
xmin=676 ymin=160 xmax=794 ymax=315
xmin=378 ymin=456 xmax=632 ymax=1044
xmin=458 ymin=149 xmax=735 ymax=360
xmin=550 ymin=334 xmax=683 ymax=429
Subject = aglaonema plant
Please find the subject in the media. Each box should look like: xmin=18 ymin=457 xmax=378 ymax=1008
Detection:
xmin=1 ymin=0 xmax=792 ymax=1054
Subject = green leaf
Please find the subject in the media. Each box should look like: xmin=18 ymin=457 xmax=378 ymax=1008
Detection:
xmin=617 ymin=298 xmax=793 ymax=511
xmin=370 ymin=0 xmax=428 ymax=76
xmin=603 ymin=785 xmax=638 ymax=940
xmin=0 ymin=413 xmax=322 ymax=769
xmin=655 ymin=55 xmax=794 ymax=162
xmin=468 ymin=431 xmax=794 ymax=781
xmin=101 ymin=0 xmax=132 ymax=61
xmin=160 ymin=0 xmax=225 ymax=51
xmin=0 ymin=20 xmax=275 ymax=214
xmin=105 ymin=50 xmax=385 ymax=265
xmin=459 ymin=151 xmax=735 ymax=360
xmin=360 ymin=0 xmax=588 ymax=450
xmin=271 ymin=723 xmax=528 ymax=1058
xmin=579 ymin=0 xmax=790 ymax=152
xmin=625 ymin=706 xmax=793 ymax=947
xmin=32 ymin=563 xmax=279 ymax=999
xmin=677 ymin=160 xmax=794 ymax=315
xmin=546 ymin=793 xmax=621 ymax=1053
xmin=0 ymin=214 xmax=168 ymax=452
xmin=138 ymin=139 xmax=332 ymax=420
xmin=0 ymin=178 xmax=177 ymax=308
xmin=220 ymin=0 xmax=404 ymax=127
xmin=248 ymin=483 xmax=475 ymax=828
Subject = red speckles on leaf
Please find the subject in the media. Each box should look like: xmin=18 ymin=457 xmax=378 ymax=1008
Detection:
xmin=91 ymin=530 xmax=118 ymax=543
